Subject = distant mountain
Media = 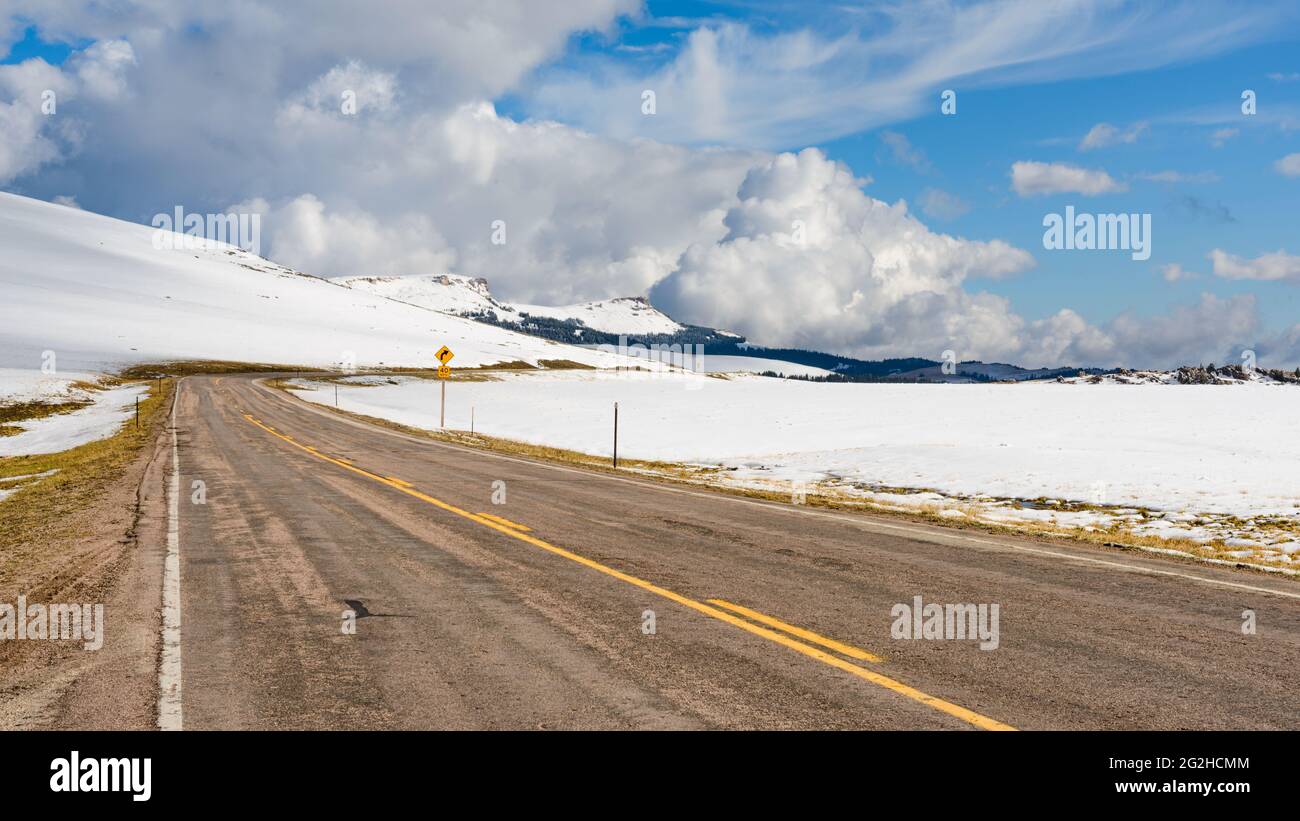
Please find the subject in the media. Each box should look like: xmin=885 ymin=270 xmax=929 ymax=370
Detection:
xmin=336 ymin=274 xmax=516 ymax=320
xmin=332 ymin=275 xmax=1300 ymax=385
xmin=337 ymin=273 xmax=740 ymax=346
xmin=888 ymin=361 xmax=1085 ymax=383
xmin=699 ymin=342 xmax=936 ymax=378
xmin=513 ymin=295 xmax=685 ymax=336
xmin=701 ymin=347 xmax=1105 ymax=383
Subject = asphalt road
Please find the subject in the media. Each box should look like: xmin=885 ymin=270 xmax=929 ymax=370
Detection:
xmin=170 ymin=374 xmax=1300 ymax=730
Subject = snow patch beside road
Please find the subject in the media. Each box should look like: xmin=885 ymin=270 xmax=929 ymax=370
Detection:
xmin=0 ymin=370 xmax=149 ymax=457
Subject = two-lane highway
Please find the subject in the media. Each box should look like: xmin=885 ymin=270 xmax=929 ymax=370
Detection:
xmin=168 ymin=374 xmax=1300 ymax=729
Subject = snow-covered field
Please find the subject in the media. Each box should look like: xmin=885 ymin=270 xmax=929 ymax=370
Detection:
xmin=290 ymin=371 xmax=1300 ymax=566
xmin=0 ymin=369 xmax=149 ymax=457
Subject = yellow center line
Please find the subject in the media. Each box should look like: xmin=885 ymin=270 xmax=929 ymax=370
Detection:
xmin=707 ymin=599 xmax=884 ymax=663
xmin=241 ymin=413 xmax=1014 ymax=731
xmin=386 ymin=476 xmax=413 ymax=488
xmin=477 ymin=512 xmax=532 ymax=532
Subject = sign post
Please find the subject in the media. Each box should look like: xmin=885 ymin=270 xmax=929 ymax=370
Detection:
xmin=435 ymin=345 xmax=455 ymax=429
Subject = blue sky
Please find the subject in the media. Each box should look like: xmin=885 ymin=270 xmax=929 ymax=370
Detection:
xmin=3 ymin=1 xmax=1300 ymax=367
xmin=1 ymin=26 xmax=78 ymax=66
xmin=531 ymin=1 xmax=1300 ymax=333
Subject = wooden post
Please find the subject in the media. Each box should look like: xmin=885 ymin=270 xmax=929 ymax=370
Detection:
xmin=334 ymin=383 xmax=338 ymax=407
xmin=135 ymin=396 xmax=140 ymax=429
xmin=471 ymin=405 xmax=475 ymax=435
xmin=613 ymin=402 xmax=619 ymax=468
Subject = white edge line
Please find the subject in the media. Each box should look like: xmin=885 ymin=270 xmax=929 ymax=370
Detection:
xmin=158 ymin=380 xmax=183 ymax=730
xmin=257 ymin=378 xmax=1300 ymax=603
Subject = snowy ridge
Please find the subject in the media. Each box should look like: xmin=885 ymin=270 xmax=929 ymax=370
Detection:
xmin=335 ymin=274 xmax=526 ymax=324
xmin=1058 ymin=365 xmax=1300 ymax=385
xmin=514 ymin=296 xmax=684 ymax=336
xmin=339 ymin=273 xmax=688 ymax=336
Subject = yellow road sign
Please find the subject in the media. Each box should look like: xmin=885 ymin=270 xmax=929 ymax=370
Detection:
xmin=437 ymin=365 xmax=451 ymax=379
xmin=435 ymin=345 xmax=455 ymax=365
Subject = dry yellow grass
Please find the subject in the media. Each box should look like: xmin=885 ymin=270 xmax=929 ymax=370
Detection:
xmin=0 ymin=400 xmax=92 ymax=437
xmin=0 ymin=379 xmax=174 ymax=588
xmin=119 ymin=360 xmax=329 ymax=378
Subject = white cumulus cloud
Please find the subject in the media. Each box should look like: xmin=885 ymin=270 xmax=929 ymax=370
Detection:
xmin=1011 ymin=161 xmax=1126 ymax=196
xmin=1275 ymin=152 xmax=1300 ymax=176
xmin=1209 ymin=248 xmax=1300 ymax=282
xmin=0 ymin=39 xmax=134 ymax=184
xmin=651 ymin=149 xmax=1037 ymax=361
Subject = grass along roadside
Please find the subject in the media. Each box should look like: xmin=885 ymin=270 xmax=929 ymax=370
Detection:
xmin=0 ymin=378 xmax=174 ymax=591
xmin=270 ymin=375 xmax=1300 ymax=580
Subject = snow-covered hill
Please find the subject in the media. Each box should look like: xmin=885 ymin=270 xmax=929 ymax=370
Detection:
xmin=336 ymin=274 xmax=526 ymax=324
xmin=891 ymin=361 xmax=1078 ymax=383
xmin=339 ymin=273 xmax=690 ymax=337
xmin=514 ymin=296 xmax=684 ymax=336
xmin=0 ymin=193 xmax=632 ymax=374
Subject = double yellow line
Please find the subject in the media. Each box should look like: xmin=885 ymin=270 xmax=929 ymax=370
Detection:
xmin=242 ymin=413 xmax=1014 ymax=731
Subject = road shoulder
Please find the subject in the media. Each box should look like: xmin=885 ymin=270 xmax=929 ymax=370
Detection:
xmin=0 ymin=382 xmax=173 ymax=729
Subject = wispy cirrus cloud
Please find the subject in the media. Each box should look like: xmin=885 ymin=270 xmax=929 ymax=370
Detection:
xmin=1173 ymin=195 xmax=1235 ymax=224
xmin=1211 ymin=127 xmax=1239 ymax=148
xmin=1078 ymin=121 xmax=1147 ymax=151
xmin=522 ymin=0 xmax=1299 ymax=149
xmin=878 ymin=130 xmax=932 ymax=172
xmin=1161 ymin=263 xmax=1198 ymax=282
xmin=918 ymin=187 xmax=969 ymax=220
xmin=1139 ymin=170 xmax=1220 ymax=184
